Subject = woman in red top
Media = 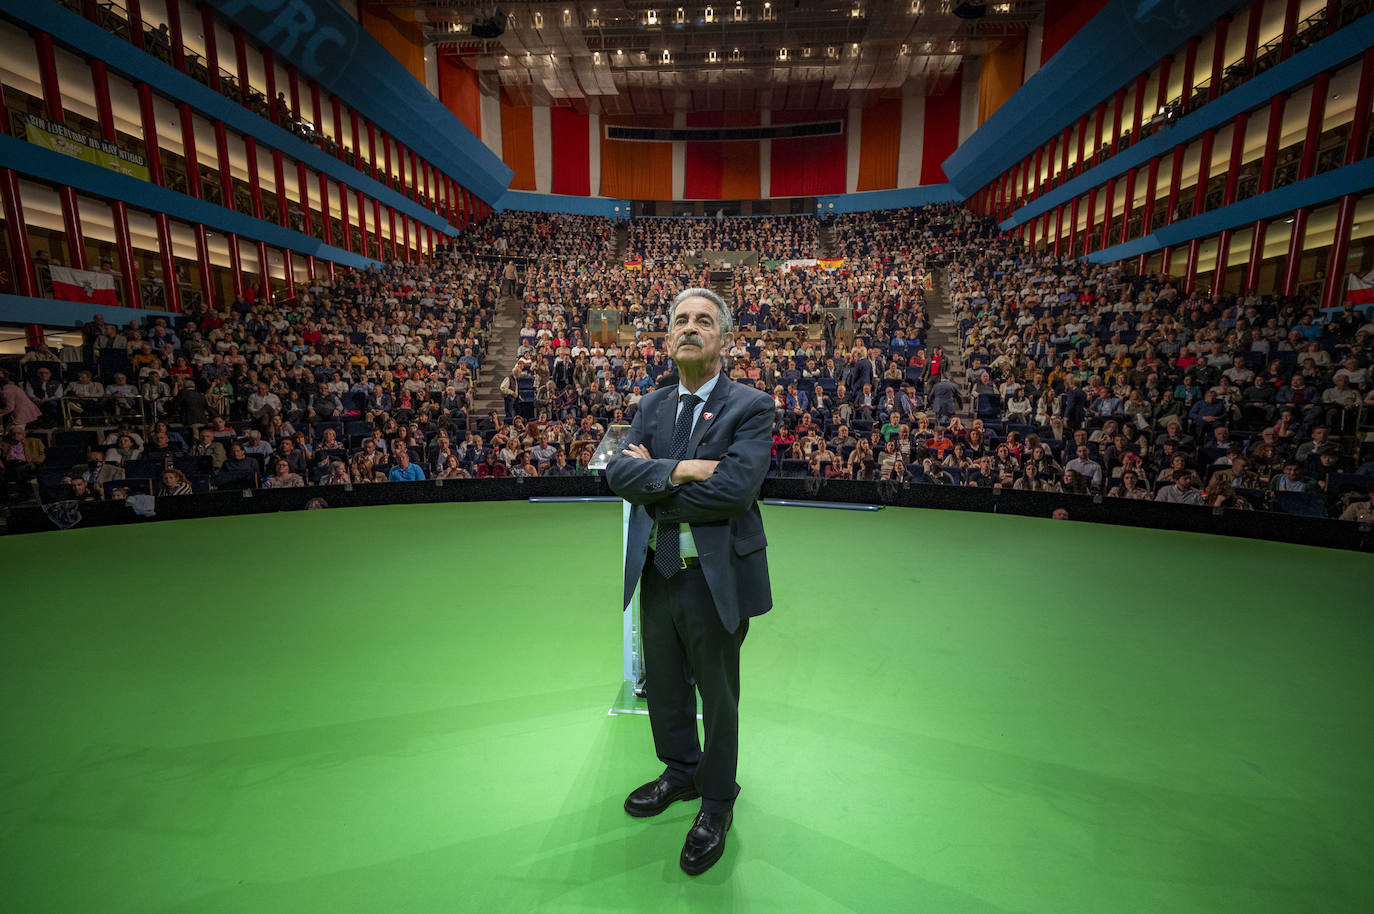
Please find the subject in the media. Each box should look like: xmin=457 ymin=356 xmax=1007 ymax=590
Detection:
xmin=928 ymin=347 xmax=944 ymax=380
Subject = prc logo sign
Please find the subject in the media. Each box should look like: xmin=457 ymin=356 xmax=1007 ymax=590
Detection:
xmin=213 ymin=0 xmax=358 ymax=83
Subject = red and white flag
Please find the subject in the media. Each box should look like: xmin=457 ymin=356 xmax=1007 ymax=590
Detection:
xmin=1346 ymin=270 xmax=1374 ymax=305
xmin=50 ymin=265 xmax=118 ymax=307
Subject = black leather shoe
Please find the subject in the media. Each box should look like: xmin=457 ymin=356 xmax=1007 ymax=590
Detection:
xmin=680 ymin=810 xmax=732 ymax=875
xmin=624 ymin=777 xmax=700 ymax=818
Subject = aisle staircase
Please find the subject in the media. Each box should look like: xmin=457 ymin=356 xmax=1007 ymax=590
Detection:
xmin=611 ymin=224 xmax=628 ymax=263
xmin=471 ymin=294 xmax=525 ymax=418
xmin=921 ymin=267 xmax=972 ymax=415
xmin=818 ymin=221 xmax=838 ymax=259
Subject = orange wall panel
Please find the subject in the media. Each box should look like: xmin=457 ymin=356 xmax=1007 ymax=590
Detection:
xmin=857 ymin=99 xmax=901 ymax=192
xmin=500 ymin=95 xmax=536 ymax=191
xmin=359 ymin=3 xmax=425 ymax=85
xmin=437 ymin=55 xmax=482 ymax=138
xmin=978 ymin=35 xmax=1028 ymax=127
xmin=601 ymin=116 xmax=674 ymax=200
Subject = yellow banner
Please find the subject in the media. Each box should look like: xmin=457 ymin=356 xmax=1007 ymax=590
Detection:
xmin=24 ymin=114 xmax=150 ymax=182
xmin=818 ymin=257 xmax=845 ymax=271
xmin=624 ymin=260 xmax=643 ymax=270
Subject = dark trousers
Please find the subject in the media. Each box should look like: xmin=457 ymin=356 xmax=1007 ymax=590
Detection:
xmin=638 ymin=554 xmax=749 ymax=814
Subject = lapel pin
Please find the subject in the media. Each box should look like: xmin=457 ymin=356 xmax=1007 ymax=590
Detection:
xmin=703 ymin=412 xmax=714 ymax=420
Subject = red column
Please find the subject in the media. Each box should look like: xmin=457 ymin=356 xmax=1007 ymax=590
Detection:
xmin=410 ymin=150 xmax=421 ymax=202
xmin=1192 ymin=128 xmax=1217 ymax=219
xmin=356 ymin=189 xmax=369 ymax=259
xmin=1281 ymin=209 xmax=1308 ymax=296
xmin=227 ymin=236 xmax=244 ymax=299
xmin=1244 ymin=0 xmax=1264 ymax=71
xmin=1109 ymin=89 xmax=1125 ymax=154
xmin=1052 ymin=205 xmax=1064 ymax=257
xmin=200 ymin=5 xmax=219 ymax=91
xmin=366 ymin=120 xmax=379 ymax=180
xmin=388 ymin=207 xmax=398 ymax=259
xmin=263 ymin=48 xmax=279 ymax=125
xmin=318 ymin=172 xmax=333 ymax=246
xmin=1159 ymin=147 xmax=1185 ymax=274
xmin=1297 ymin=71 xmax=1332 ymax=181
xmin=1319 ymin=50 xmax=1373 ymax=307
xmin=287 ymin=66 xmax=302 ymax=119
xmin=1120 ymin=167 xmax=1138 ymax=245
xmin=350 ymin=110 xmax=361 ymax=170
xmin=137 ymin=82 xmax=181 ymax=312
xmin=1058 ymin=123 xmax=1072 ymax=182
xmin=244 ymin=138 xmax=264 ymax=219
xmin=0 ymin=169 xmax=37 ymax=297
xmin=34 ymin=32 xmax=88 ymax=270
xmin=127 ymin=0 xmax=145 ymax=50
xmin=232 ymin=27 xmax=250 ymax=108
xmin=1083 ymin=186 xmax=1098 ymax=255
xmin=338 ymin=182 xmax=352 ymax=253
xmin=1129 ymin=73 xmax=1147 ymax=147
xmin=1075 ymin=113 xmax=1088 ymax=174
xmin=1092 ymin=102 xmax=1106 ymax=161
xmin=1100 ymin=178 xmax=1116 ymax=252
xmin=1067 ymin=195 xmax=1080 ymax=258
xmin=90 ymin=61 xmax=138 ymax=306
xmin=180 ymin=103 xmax=215 ymax=309
xmin=1280 ymin=0 xmax=1301 ymax=61
xmin=331 ymin=96 xmax=345 ymax=161
xmin=310 ymin=82 xmax=324 ymax=150
xmin=382 ymin=131 xmax=393 ymax=188
xmin=402 ymin=216 xmax=412 ymax=263
xmin=1321 ymin=194 xmax=1357 ymax=309
xmin=1246 ymin=94 xmax=1289 ymax=291
xmin=1208 ymin=16 xmax=1231 ymax=102
xmin=164 ymin=0 xmax=185 ymax=71
xmin=372 ymin=198 xmax=383 ymax=257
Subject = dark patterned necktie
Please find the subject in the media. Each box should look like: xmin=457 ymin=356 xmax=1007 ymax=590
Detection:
xmin=654 ymin=393 xmax=701 ymax=578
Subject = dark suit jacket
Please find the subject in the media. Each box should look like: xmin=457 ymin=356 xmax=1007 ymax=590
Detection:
xmin=606 ymin=374 xmax=775 ymax=634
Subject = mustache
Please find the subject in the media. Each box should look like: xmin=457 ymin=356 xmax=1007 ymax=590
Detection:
xmin=677 ymin=335 xmax=704 ymax=346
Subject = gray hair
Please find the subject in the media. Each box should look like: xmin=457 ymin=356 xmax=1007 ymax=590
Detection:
xmin=670 ymin=287 xmax=733 ymax=334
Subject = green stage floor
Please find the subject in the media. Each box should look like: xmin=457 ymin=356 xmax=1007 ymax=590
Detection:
xmin=2 ymin=502 xmax=1371 ymax=913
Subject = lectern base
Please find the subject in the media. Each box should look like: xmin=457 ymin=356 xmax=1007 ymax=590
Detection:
xmin=608 ymin=680 xmax=703 ymax=720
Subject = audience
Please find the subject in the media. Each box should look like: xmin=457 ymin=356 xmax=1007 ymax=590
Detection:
xmin=5 ymin=205 xmax=1370 ymax=526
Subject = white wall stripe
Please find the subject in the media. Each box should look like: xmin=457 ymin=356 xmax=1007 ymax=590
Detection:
xmin=1023 ymin=16 xmax=1044 ymax=84
xmin=671 ymin=110 xmax=686 ymax=201
xmin=760 ymin=109 xmax=771 ymax=198
xmin=897 ymin=94 xmax=925 ymax=188
xmin=479 ymin=89 xmax=502 ymax=159
xmin=845 ymin=104 xmax=862 ymax=193
xmin=532 ymin=105 xmax=552 ymax=193
xmin=589 ymin=112 xmax=602 ymax=196
xmin=423 ymin=44 xmax=438 ymax=97
xmin=959 ymin=58 xmax=980 ymax=146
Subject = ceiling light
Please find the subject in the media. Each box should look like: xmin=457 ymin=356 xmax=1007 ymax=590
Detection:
xmin=779 ymin=48 xmax=788 ymax=60
xmin=705 ymin=6 xmax=714 ymax=22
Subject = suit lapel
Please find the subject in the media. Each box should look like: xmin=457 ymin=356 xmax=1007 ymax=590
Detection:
xmin=686 ymin=375 xmax=732 ymax=455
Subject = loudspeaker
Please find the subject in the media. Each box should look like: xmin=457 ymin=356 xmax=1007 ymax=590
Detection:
xmin=471 ymin=14 xmax=506 ymax=39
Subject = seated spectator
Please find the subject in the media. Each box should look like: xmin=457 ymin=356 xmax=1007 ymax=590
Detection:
xmin=214 ymin=443 xmax=259 ymax=489
xmin=387 ymin=442 xmax=425 ymax=481
xmin=104 ymin=433 xmax=143 ymax=466
xmin=157 ymin=468 xmax=193 ymax=496
xmin=0 ymin=368 xmax=43 ymax=430
xmin=1338 ymin=489 xmax=1374 ymax=523
xmin=1269 ymin=461 xmax=1319 ymax=494
xmin=321 ymin=460 xmax=352 ymax=485
xmin=262 ymin=457 xmax=305 ymax=489
xmin=1155 ymin=469 xmax=1203 ymax=505
xmin=1107 ymin=469 xmax=1152 ymax=500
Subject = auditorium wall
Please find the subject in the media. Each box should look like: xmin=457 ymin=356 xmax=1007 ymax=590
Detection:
xmin=447 ymin=56 xmax=972 ymax=201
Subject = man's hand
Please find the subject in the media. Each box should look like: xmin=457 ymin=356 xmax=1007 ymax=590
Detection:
xmin=620 ymin=445 xmax=718 ymax=483
xmin=670 ymin=459 xmax=720 ymax=484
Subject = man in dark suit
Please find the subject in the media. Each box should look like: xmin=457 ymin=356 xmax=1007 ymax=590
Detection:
xmin=606 ymin=287 xmax=775 ymax=876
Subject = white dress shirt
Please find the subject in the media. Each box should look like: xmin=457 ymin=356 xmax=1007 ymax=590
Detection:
xmin=648 ymin=371 xmax=721 ymax=558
